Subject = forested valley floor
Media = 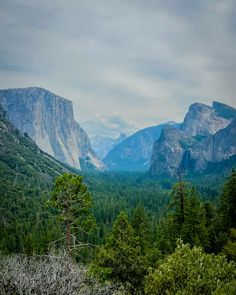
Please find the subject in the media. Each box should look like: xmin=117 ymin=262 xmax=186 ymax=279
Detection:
xmin=1 ymin=170 xmax=236 ymax=294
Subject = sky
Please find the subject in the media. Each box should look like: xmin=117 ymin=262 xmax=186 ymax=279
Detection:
xmin=0 ymin=0 xmax=236 ymax=137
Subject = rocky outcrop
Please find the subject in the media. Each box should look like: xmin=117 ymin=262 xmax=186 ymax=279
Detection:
xmin=180 ymin=103 xmax=230 ymax=136
xmin=0 ymin=102 xmax=75 ymax=184
xmin=150 ymin=102 xmax=236 ymax=176
xmin=184 ymin=118 xmax=236 ymax=171
xmin=0 ymin=87 xmax=104 ymax=171
xmin=104 ymin=122 xmax=179 ymax=171
xmin=150 ymin=125 xmax=185 ymax=176
xmin=212 ymin=101 xmax=236 ymax=119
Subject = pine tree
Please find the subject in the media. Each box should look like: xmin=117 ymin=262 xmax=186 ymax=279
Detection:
xmin=92 ymin=211 xmax=147 ymax=293
xmin=130 ymin=206 xmax=151 ymax=253
xmin=219 ymin=169 xmax=236 ymax=230
xmin=169 ymin=181 xmax=188 ymax=227
xmin=222 ymin=228 xmax=236 ymax=261
xmin=48 ymin=173 xmax=95 ymax=255
xmin=181 ymin=187 xmax=209 ymax=249
xmin=157 ymin=182 xmax=209 ymax=252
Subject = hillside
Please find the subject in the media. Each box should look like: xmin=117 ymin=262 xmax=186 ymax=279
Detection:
xmin=0 ymin=105 xmax=77 ymax=253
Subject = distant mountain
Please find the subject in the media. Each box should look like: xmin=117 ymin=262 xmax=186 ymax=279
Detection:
xmin=90 ymin=133 xmax=127 ymax=159
xmin=150 ymin=101 xmax=236 ymax=177
xmin=0 ymin=87 xmax=104 ymax=171
xmin=180 ymin=102 xmax=231 ymax=136
xmin=150 ymin=125 xmax=185 ymax=177
xmin=212 ymin=101 xmax=236 ymax=119
xmin=104 ymin=122 xmax=179 ymax=171
xmin=181 ymin=117 xmax=236 ymax=172
xmin=0 ymin=104 xmax=73 ymax=185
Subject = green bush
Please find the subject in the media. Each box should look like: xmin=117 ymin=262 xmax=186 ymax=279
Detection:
xmin=145 ymin=242 xmax=236 ymax=295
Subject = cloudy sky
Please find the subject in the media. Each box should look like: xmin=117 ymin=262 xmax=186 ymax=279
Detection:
xmin=0 ymin=0 xmax=236 ymax=137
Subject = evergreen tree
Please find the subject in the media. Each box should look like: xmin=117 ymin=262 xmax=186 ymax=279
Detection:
xmin=48 ymin=173 xmax=95 ymax=255
xmin=222 ymin=228 xmax=236 ymax=261
xmin=92 ymin=211 xmax=147 ymax=293
xmin=181 ymin=187 xmax=209 ymax=249
xmin=219 ymin=169 xmax=236 ymax=230
xmin=170 ymin=181 xmax=187 ymax=226
xmin=157 ymin=183 xmax=209 ymax=252
xmin=130 ymin=205 xmax=151 ymax=253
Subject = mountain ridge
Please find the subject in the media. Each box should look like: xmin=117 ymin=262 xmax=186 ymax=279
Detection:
xmin=104 ymin=122 xmax=180 ymax=171
xmin=90 ymin=133 xmax=127 ymax=160
xmin=150 ymin=101 xmax=236 ymax=176
xmin=0 ymin=87 xmax=104 ymax=171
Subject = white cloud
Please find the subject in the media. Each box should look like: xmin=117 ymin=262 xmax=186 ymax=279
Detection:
xmin=0 ymin=0 xmax=236 ymax=137
xmin=81 ymin=112 xmax=141 ymax=137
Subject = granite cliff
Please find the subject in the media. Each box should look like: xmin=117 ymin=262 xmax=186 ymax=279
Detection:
xmin=104 ymin=122 xmax=179 ymax=171
xmin=150 ymin=102 xmax=236 ymax=176
xmin=181 ymin=102 xmax=231 ymax=136
xmin=0 ymin=87 xmax=104 ymax=171
xmin=182 ymin=117 xmax=236 ymax=172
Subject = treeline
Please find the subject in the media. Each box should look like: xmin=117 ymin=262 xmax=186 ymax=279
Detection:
xmin=1 ymin=170 xmax=236 ymax=293
xmin=1 ymin=171 xmax=170 ymax=254
xmin=1 ymin=170 xmax=234 ymax=256
xmin=89 ymin=170 xmax=236 ymax=293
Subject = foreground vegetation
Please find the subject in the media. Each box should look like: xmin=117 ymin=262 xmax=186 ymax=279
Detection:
xmin=1 ymin=166 xmax=236 ymax=293
xmin=0 ymin=252 xmax=124 ymax=295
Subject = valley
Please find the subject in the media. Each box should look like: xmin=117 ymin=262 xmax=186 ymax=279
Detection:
xmin=0 ymin=88 xmax=236 ymax=293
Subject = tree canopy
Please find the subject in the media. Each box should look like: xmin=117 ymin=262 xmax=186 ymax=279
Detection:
xmin=145 ymin=242 xmax=236 ymax=295
xmin=49 ymin=173 xmax=95 ymax=254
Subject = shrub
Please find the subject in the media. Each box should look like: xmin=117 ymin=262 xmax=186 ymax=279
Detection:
xmin=145 ymin=242 xmax=236 ymax=295
xmin=0 ymin=252 xmax=124 ymax=295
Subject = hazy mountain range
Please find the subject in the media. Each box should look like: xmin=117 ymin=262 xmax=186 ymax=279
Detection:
xmin=0 ymin=87 xmax=235 ymax=176
xmin=90 ymin=133 xmax=127 ymax=160
xmin=103 ymin=122 xmax=180 ymax=171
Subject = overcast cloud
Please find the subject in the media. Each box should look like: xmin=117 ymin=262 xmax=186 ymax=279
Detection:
xmin=0 ymin=0 xmax=236 ymax=137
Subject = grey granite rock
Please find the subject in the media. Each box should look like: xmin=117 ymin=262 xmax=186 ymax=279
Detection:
xmin=150 ymin=102 xmax=236 ymax=176
xmin=104 ymin=122 xmax=179 ymax=171
xmin=181 ymin=103 xmax=230 ymax=136
xmin=0 ymin=87 xmax=104 ymax=171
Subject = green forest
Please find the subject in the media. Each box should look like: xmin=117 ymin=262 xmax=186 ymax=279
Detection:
xmin=1 ymin=167 xmax=236 ymax=294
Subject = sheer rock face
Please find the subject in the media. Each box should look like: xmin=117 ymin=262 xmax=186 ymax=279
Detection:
xmin=188 ymin=118 xmax=236 ymax=171
xmin=103 ymin=122 xmax=179 ymax=171
xmin=150 ymin=102 xmax=236 ymax=176
xmin=150 ymin=126 xmax=186 ymax=177
xmin=180 ymin=103 xmax=231 ymax=136
xmin=0 ymin=87 xmax=104 ymax=171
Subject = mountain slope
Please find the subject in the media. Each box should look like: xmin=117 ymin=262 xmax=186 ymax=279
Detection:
xmin=212 ymin=101 xmax=236 ymax=119
xmin=150 ymin=101 xmax=236 ymax=176
xmin=150 ymin=125 xmax=185 ymax=177
xmin=0 ymin=104 xmax=76 ymax=253
xmin=90 ymin=133 xmax=127 ymax=159
xmin=182 ymin=117 xmax=236 ymax=172
xmin=0 ymin=104 xmax=75 ymax=187
xmin=104 ymin=122 xmax=179 ymax=171
xmin=0 ymin=87 xmax=103 ymax=171
xmin=180 ymin=103 xmax=231 ymax=136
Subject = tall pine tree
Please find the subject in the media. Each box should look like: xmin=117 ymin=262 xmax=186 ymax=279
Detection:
xmin=92 ymin=211 xmax=147 ymax=293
